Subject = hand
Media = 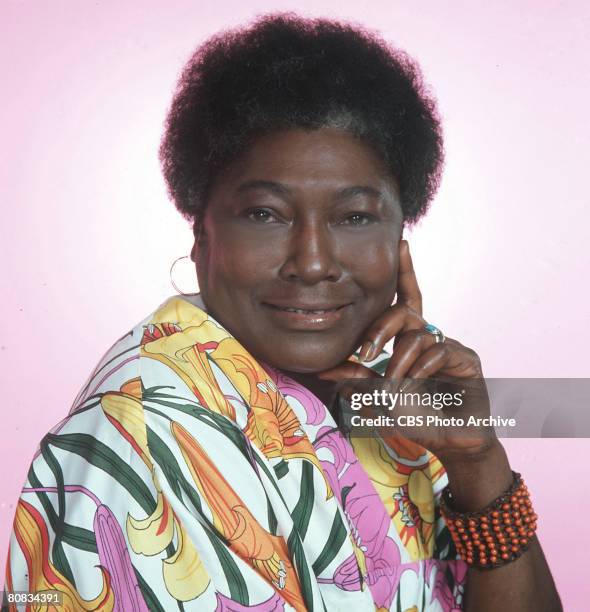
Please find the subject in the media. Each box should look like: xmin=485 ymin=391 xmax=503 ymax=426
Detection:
xmin=317 ymin=240 xmax=494 ymax=464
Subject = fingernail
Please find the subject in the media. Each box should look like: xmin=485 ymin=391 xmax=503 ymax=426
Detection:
xmin=359 ymin=341 xmax=376 ymax=362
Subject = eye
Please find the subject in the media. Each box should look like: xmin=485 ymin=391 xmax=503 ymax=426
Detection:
xmin=341 ymin=213 xmax=376 ymax=226
xmin=245 ymin=208 xmax=280 ymax=224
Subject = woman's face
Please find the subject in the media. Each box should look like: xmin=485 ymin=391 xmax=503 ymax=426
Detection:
xmin=194 ymin=128 xmax=403 ymax=373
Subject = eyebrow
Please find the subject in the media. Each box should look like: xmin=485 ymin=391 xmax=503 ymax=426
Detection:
xmin=236 ymin=180 xmax=291 ymax=196
xmin=236 ymin=180 xmax=384 ymax=200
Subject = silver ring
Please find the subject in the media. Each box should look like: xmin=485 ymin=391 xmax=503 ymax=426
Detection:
xmin=424 ymin=323 xmax=445 ymax=343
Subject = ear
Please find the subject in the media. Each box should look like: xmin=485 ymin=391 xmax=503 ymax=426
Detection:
xmin=190 ymin=221 xmax=205 ymax=263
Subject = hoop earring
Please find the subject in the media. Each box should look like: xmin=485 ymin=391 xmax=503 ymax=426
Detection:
xmin=169 ymin=255 xmax=199 ymax=296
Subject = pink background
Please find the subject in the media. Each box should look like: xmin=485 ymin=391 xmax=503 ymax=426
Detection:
xmin=1 ymin=0 xmax=589 ymax=608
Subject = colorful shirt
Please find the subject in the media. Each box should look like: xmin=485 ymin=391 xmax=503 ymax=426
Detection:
xmin=4 ymin=295 xmax=466 ymax=611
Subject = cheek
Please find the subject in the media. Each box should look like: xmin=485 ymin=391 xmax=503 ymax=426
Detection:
xmin=198 ymin=227 xmax=279 ymax=293
xmin=346 ymin=239 xmax=399 ymax=294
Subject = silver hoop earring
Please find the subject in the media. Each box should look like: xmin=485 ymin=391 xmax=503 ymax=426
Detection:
xmin=169 ymin=255 xmax=199 ymax=296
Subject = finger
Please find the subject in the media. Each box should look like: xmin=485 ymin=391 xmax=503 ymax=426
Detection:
xmin=384 ymin=329 xmax=436 ymax=381
xmin=358 ymin=304 xmax=424 ymax=362
xmin=406 ymin=343 xmax=451 ymax=379
xmin=396 ymin=240 xmax=423 ymax=316
xmin=408 ymin=339 xmax=483 ymax=379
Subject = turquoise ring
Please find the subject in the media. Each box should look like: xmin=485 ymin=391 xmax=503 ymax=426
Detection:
xmin=424 ymin=323 xmax=446 ymax=344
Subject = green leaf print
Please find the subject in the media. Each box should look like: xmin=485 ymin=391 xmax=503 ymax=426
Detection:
xmin=39 ymin=439 xmax=75 ymax=587
xmin=291 ymin=462 xmax=314 ymax=540
xmin=46 ymin=433 xmax=156 ymax=515
xmin=311 ymin=511 xmax=347 ymax=577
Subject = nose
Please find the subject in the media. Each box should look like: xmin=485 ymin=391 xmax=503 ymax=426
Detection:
xmin=278 ymin=219 xmax=343 ymax=284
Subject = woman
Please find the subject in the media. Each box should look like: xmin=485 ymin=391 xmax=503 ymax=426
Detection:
xmin=4 ymin=15 xmax=561 ymax=611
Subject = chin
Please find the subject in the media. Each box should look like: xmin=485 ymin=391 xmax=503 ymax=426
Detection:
xmin=263 ymin=344 xmax=352 ymax=374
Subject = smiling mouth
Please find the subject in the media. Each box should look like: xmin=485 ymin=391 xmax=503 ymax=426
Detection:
xmin=261 ymin=302 xmax=351 ymax=330
xmin=264 ymin=303 xmax=350 ymax=314
xmin=268 ymin=305 xmax=345 ymax=314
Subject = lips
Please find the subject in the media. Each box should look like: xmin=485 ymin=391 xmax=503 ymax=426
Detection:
xmin=265 ymin=304 xmax=347 ymax=314
xmin=261 ymin=301 xmax=352 ymax=330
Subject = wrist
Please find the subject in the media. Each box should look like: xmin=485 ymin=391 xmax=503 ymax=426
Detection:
xmin=441 ymin=439 xmax=513 ymax=512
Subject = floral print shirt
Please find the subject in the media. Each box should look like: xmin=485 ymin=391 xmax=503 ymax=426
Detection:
xmin=4 ymin=295 xmax=466 ymax=611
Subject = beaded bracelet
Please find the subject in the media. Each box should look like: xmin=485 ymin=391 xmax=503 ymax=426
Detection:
xmin=440 ymin=471 xmax=538 ymax=569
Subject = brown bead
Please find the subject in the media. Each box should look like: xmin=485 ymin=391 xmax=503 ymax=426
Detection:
xmin=480 ymin=516 xmax=489 ymax=523
xmin=492 ymin=518 xmax=500 ymax=526
xmin=502 ymin=503 xmax=510 ymax=510
xmin=462 ymin=534 xmax=469 ymax=541
xmin=488 ymin=542 xmax=496 ymax=550
xmin=490 ymin=555 xmax=498 ymax=563
xmin=511 ymin=546 xmax=519 ymax=553
xmin=510 ymin=495 xmax=518 ymax=503
xmin=485 ymin=536 xmax=494 ymax=543
xmin=479 ymin=544 xmax=487 ymax=551
xmin=468 ymin=519 xmax=477 ymax=527
xmin=492 ymin=511 xmax=500 ymax=518
xmin=455 ymin=520 xmax=463 ymax=527
xmin=458 ymin=527 xmax=465 ymax=533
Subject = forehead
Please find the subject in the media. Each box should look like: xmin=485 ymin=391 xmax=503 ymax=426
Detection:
xmin=213 ymin=127 xmax=398 ymax=195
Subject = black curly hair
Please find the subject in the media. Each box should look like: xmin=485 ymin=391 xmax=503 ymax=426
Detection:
xmin=160 ymin=13 xmax=444 ymax=227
